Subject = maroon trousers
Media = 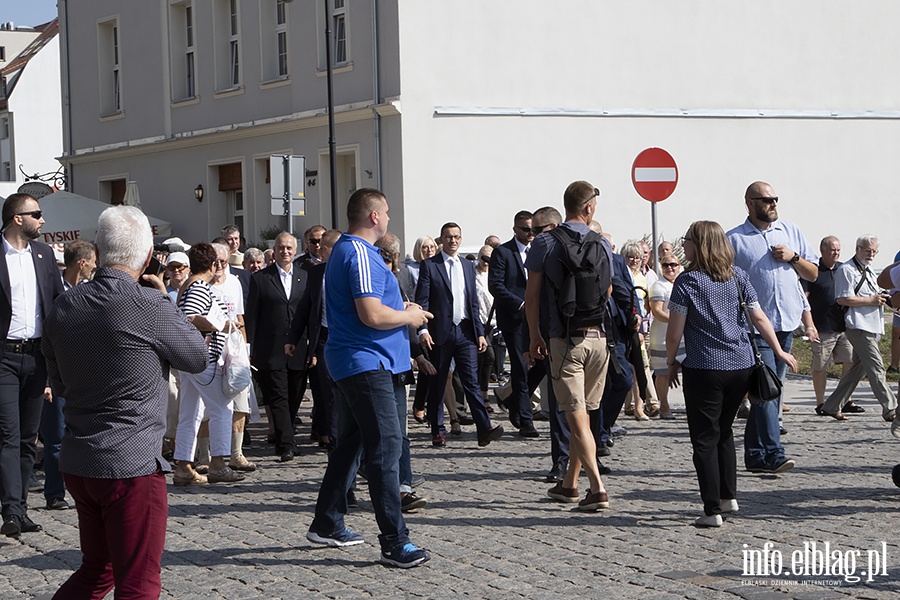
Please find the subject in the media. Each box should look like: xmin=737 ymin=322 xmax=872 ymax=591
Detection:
xmin=54 ymin=471 xmax=168 ymax=600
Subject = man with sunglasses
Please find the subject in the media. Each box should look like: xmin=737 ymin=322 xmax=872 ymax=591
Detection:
xmin=727 ymin=181 xmax=818 ymax=475
xmin=0 ymin=194 xmax=65 ymax=537
xmin=489 ymin=210 xmax=543 ymax=438
xmin=296 ymin=224 xmax=327 ymax=270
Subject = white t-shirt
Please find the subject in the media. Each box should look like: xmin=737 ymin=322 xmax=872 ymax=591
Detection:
xmin=211 ymin=273 xmax=245 ymax=320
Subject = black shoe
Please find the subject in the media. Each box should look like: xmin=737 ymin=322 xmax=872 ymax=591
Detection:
xmin=279 ymin=450 xmax=295 ymax=462
xmin=20 ymin=514 xmax=42 ymax=533
xmin=747 ymin=459 xmax=795 ymax=474
xmin=46 ymin=497 xmax=70 ymax=511
xmin=780 ymin=426 xmax=788 ymax=435
xmin=1 ymin=514 xmax=22 ymax=537
xmin=545 ymin=461 xmax=567 ymax=483
xmin=843 ymin=402 xmax=866 ymax=413
xmin=477 ymin=425 xmax=504 ymax=447
xmin=518 ymin=424 xmax=540 ymax=438
xmin=401 ymin=491 xmax=428 ymax=512
xmin=892 ymin=464 xmax=900 ymax=488
xmin=605 ymin=438 xmax=614 ymax=448
xmin=504 ymin=403 xmax=521 ymax=429
xmin=410 ymin=474 xmax=426 ymax=488
xmin=457 ymin=414 xmax=475 ymax=426
xmin=597 ymin=444 xmax=611 ymax=457
xmin=597 ymin=460 xmax=612 ymax=475
xmin=533 ymin=410 xmax=551 ymax=422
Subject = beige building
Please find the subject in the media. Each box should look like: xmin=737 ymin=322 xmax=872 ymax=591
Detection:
xmin=59 ymin=1 xmax=900 ymax=263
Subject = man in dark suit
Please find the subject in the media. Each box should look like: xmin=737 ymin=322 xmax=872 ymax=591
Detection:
xmin=245 ymin=231 xmax=309 ymax=462
xmin=0 ymin=193 xmax=65 ymax=537
xmin=415 ymin=222 xmax=503 ymax=447
xmin=488 ymin=210 xmax=543 ymax=438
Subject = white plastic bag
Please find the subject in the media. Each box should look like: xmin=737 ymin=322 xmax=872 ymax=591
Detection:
xmin=222 ymin=329 xmax=252 ymax=397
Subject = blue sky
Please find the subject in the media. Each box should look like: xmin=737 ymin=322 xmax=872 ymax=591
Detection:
xmin=0 ymin=0 xmax=57 ymax=28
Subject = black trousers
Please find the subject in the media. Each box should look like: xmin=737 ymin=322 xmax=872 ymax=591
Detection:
xmin=254 ymin=367 xmax=306 ymax=454
xmin=0 ymin=349 xmax=47 ymax=518
xmin=682 ymin=366 xmax=751 ymax=516
xmin=500 ymin=323 xmax=539 ymax=427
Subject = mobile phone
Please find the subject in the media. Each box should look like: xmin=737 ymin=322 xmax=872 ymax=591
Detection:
xmin=140 ymin=256 xmax=164 ymax=287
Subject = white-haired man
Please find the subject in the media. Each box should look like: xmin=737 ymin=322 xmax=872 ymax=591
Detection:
xmin=819 ymin=235 xmax=898 ymax=429
xmin=42 ymin=206 xmax=207 ymax=598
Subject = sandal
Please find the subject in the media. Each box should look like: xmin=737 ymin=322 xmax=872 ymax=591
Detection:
xmin=229 ymin=455 xmax=257 ymax=472
xmin=207 ymin=466 xmax=246 ymax=483
xmin=842 ymin=402 xmax=865 ymax=414
xmin=173 ymin=471 xmax=208 ymax=486
xmin=450 ymin=418 xmax=462 ymax=436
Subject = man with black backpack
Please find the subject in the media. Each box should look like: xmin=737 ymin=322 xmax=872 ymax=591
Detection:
xmin=818 ymin=235 xmax=898 ymax=426
xmin=525 ymin=180 xmax=613 ymax=511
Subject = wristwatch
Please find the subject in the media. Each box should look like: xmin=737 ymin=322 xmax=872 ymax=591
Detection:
xmin=788 ymin=254 xmax=800 ymax=265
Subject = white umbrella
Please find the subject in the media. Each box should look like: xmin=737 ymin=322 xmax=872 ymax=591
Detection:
xmin=123 ymin=181 xmax=141 ymax=209
xmin=37 ymin=190 xmax=171 ymax=244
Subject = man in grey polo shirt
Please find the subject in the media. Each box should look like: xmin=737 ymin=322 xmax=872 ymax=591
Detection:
xmin=819 ymin=235 xmax=898 ymax=427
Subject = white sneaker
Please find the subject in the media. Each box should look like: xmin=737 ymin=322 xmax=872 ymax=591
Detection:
xmin=720 ymin=499 xmax=739 ymax=514
xmin=695 ymin=514 xmax=723 ymax=528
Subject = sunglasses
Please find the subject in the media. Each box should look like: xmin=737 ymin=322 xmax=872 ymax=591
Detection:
xmin=750 ymin=196 xmax=779 ymax=204
xmin=515 ymin=225 xmax=535 ymax=234
xmin=17 ymin=210 xmax=43 ymax=220
xmin=308 ymin=238 xmax=322 ymax=245
xmin=661 ymin=262 xmax=680 ymax=268
xmin=166 ymin=264 xmax=188 ymax=272
xmin=531 ymin=224 xmax=551 ymax=234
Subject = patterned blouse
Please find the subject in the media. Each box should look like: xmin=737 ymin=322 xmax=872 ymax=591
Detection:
xmin=668 ymin=266 xmax=760 ymax=371
xmin=178 ymin=280 xmax=228 ymax=364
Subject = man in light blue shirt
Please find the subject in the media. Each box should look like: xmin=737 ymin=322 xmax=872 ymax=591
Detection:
xmin=727 ymin=181 xmax=818 ymax=474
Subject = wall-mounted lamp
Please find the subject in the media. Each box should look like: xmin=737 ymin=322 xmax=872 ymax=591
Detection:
xmin=194 ymin=184 xmax=204 ymax=202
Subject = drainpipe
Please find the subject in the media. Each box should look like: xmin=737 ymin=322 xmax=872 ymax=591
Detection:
xmin=371 ymin=0 xmax=382 ymax=190
xmin=60 ymin=0 xmax=74 ymax=190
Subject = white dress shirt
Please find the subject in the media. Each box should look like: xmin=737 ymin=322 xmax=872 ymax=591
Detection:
xmin=4 ymin=235 xmax=41 ymax=339
xmin=277 ymin=263 xmax=293 ymax=298
xmin=442 ymin=252 xmax=466 ymax=325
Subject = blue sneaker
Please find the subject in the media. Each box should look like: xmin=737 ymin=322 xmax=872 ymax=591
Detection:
xmin=306 ymin=527 xmax=365 ymax=547
xmin=379 ymin=542 xmax=431 ymax=568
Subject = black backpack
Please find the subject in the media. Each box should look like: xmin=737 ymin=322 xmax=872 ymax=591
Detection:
xmin=548 ymin=227 xmax=611 ymax=332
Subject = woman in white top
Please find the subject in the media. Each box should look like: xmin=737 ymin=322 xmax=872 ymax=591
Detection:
xmin=648 ymin=253 xmax=685 ymax=419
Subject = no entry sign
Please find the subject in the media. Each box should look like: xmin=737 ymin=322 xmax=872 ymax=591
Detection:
xmin=632 ymin=148 xmax=678 ymax=202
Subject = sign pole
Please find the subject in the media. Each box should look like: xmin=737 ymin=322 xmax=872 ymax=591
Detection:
xmin=651 ymin=203 xmax=660 ymax=276
xmin=283 ymin=156 xmax=292 ymax=236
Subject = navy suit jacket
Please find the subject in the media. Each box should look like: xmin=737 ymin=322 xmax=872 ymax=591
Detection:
xmin=229 ymin=265 xmax=251 ymax=305
xmin=487 ymin=238 xmax=527 ymax=331
xmin=415 ymin=253 xmax=484 ymax=345
xmin=0 ymin=239 xmax=64 ymax=355
xmin=245 ymin=263 xmax=309 ymax=371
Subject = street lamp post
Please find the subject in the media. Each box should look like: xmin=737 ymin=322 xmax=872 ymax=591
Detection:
xmin=324 ymin=0 xmax=338 ymax=229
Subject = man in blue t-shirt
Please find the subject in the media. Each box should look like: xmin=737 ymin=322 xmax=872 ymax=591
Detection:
xmin=306 ymin=188 xmax=433 ymax=569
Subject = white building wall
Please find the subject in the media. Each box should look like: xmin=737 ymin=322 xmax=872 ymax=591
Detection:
xmin=0 ymin=35 xmax=62 ymax=198
xmin=396 ymin=0 xmax=900 ymax=265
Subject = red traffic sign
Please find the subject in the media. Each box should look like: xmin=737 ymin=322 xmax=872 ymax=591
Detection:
xmin=632 ymin=147 xmax=678 ymax=202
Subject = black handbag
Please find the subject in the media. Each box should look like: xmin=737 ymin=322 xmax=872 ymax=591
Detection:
xmin=824 ymin=258 xmax=868 ymax=332
xmin=735 ymin=277 xmax=782 ymax=404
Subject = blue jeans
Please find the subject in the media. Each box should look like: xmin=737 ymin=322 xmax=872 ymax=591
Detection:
xmin=310 ymin=370 xmax=408 ymax=551
xmin=393 ymin=382 xmax=413 ymax=494
xmin=744 ymin=332 xmax=791 ymax=469
xmin=40 ymin=395 xmax=66 ymax=502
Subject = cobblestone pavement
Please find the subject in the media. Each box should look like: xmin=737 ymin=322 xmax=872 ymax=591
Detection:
xmin=4 ymin=376 xmax=900 ymax=599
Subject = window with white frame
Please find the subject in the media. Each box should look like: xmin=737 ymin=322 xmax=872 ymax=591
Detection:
xmin=215 ymin=0 xmax=241 ymax=90
xmin=186 ymin=5 xmax=196 ymax=97
xmin=333 ymin=0 xmax=347 ymax=64
xmin=260 ymin=0 xmax=289 ymax=81
xmin=229 ymin=0 xmax=240 ymax=86
xmin=276 ymin=0 xmax=288 ymax=77
xmin=98 ymin=18 xmax=122 ymax=114
xmin=168 ymin=1 xmax=196 ymax=101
